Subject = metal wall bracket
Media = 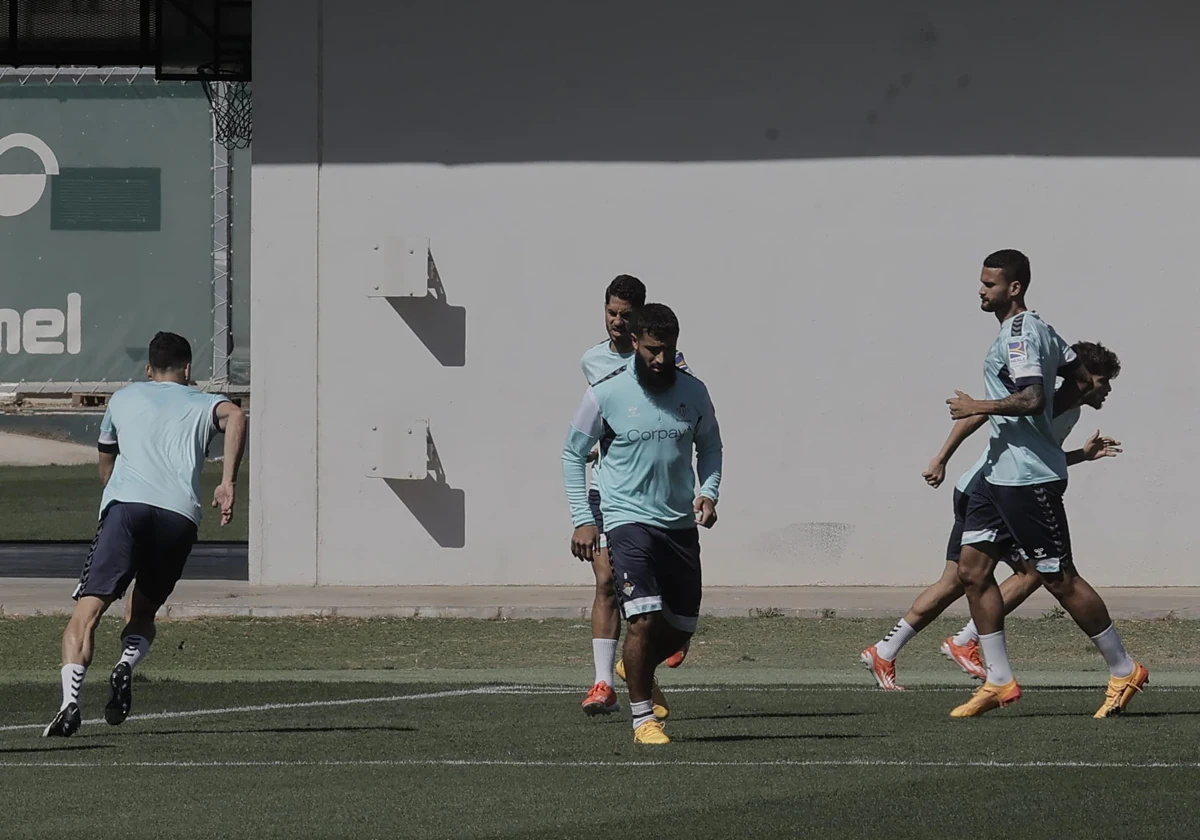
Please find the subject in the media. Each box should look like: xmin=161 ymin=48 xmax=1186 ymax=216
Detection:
xmin=367 ymin=238 xmax=431 ymax=298
xmin=366 ymin=419 xmax=431 ymax=480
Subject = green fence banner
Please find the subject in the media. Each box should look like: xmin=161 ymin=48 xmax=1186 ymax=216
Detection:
xmin=0 ymin=81 xmax=223 ymax=383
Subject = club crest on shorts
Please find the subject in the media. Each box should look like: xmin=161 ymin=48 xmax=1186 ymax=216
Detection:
xmin=622 ymin=581 xmax=635 ymax=597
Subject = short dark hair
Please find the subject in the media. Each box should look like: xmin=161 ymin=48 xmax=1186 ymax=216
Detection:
xmin=605 ymin=274 xmax=646 ymax=308
xmin=983 ymin=249 xmax=1031 ymax=290
xmin=1072 ymin=341 xmax=1121 ymax=379
xmin=148 ymin=331 xmax=192 ymax=372
xmin=629 ymin=302 xmax=680 ymax=341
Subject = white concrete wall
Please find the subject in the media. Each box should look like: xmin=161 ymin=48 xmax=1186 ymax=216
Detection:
xmin=251 ymin=0 xmax=1200 ymax=587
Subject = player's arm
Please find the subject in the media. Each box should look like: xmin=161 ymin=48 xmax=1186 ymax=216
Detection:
xmin=949 ymin=326 xmax=1053 ymax=418
xmin=562 ymin=388 xmax=604 ymax=560
xmin=98 ymin=452 xmax=116 ymax=485
xmin=1065 ymin=431 xmax=1122 ymax=466
xmin=693 ymin=392 xmax=723 ymax=528
xmin=97 ymin=404 xmax=118 ymax=485
xmin=212 ymin=400 xmax=247 ymax=526
xmin=949 ymin=383 xmax=1045 ymax=418
xmin=924 ymin=415 xmax=988 ymax=487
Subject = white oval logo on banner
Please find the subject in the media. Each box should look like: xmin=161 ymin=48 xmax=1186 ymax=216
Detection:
xmin=0 ymin=133 xmax=61 ymax=218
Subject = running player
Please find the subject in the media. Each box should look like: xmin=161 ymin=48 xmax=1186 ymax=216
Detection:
xmin=861 ymin=341 xmax=1123 ymax=689
xmin=945 ymin=250 xmax=1147 ymax=718
xmin=578 ymin=276 xmax=689 ymax=718
xmin=43 ymin=333 xmax=247 ymax=737
xmin=563 ymin=303 xmax=722 ymax=744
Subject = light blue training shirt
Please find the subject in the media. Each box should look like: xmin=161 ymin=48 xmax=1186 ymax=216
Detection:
xmin=563 ymin=364 xmax=722 ymax=532
xmin=975 ymin=311 xmax=1078 ymax=487
xmin=98 ymin=381 xmax=230 ymax=524
xmin=579 ymin=340 xmax=693 ymax=479
xmin=956 ymin=405 xmax=1082 ymax=492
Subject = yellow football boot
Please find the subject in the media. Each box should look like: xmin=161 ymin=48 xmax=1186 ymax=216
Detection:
xmin=950 ymin=679 xmax=1022 ymax=718
xmin=1094 ymin=662 xmax=1149 ymax=719
xmin=633 ymin=719 xmax=670 ymax=745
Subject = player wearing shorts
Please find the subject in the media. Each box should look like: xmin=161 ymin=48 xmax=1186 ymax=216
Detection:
xmin=564 ymin=304 xmax=722 ymax=744
xmin=577 ymin=276 xmax=690 ymax=718
xmin=861 ymin=341 xmax=1123 ymax=689
xmin=43 ymin=333 xmax=247 ymax=737
xmin=945 ymin=250 xmax=1147 ymax=718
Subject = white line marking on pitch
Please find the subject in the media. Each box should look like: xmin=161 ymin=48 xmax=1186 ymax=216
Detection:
xmin=2 ymin=758 xmax=1199 ymax=770
xmin=0 ymin=685 xmax=518 ymax=733
xmin=503 ymin=685 xmax=1200 ymax=695
xmin=2 ymin=683 xmax=1195 ymax=734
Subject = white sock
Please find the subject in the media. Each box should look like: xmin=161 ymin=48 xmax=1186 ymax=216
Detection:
xmin=978 ymin=630 xmax=1014 ymax=685
xmin=953 ymin=620 xmax=979 ymax=647
xmin=1090 ymin=623 xmax=1135 ymax=678
xmin=630 ymin=699 xmax=656 ymax=729
xmin=118 ymin=635 xmax=151 ymax=671
xmin=592 ymin=638 xmax=617 ymax=686
xmin=60 ymin=664 xmax=86 ymax=711
xmin=875 ymin=619 xmax=917 ymax=661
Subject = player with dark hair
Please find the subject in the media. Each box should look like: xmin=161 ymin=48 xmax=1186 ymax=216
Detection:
xmin=942 ymin=251 xmax=1147 ymax=718
xmin=577 ymin=277 xmax=691 ymax=719
xmin=862 ymin=340 xmax=1123 ymax=689
xmin=564 ymin=303 xmax=722 ymax=744
xmin=43 ymin=332 xmax=247 ymax=737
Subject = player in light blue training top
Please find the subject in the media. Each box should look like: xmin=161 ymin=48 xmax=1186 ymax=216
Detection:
xmin=43 ymin=332 xmax=247 ymax=738
xmin=862 ymin=341 xmax=1123 ymax=691
xmin=943 ymin=249 xmax=1146 ymax=720
xmin=563 ymin=303 xmax=721 ymax=745
xmin=96 ymin=382 xmax=229 ymax=526
xmin=576 ymin=275 xmax=692 ymax=720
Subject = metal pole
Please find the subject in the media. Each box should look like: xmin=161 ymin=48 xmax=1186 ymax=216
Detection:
xmin=211 ymin=94 xmax=232 ymax=385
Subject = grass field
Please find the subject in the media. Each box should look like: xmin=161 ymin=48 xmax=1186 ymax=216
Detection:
xmin=2 ymin=616 xmax=1199 ymax=838
xmin=0 ymin=464 xmax=249 ymax=542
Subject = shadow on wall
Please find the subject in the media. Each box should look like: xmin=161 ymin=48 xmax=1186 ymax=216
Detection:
xmin=387 ymin=252 xmax=466 ymax=367
xmin=258 ymin=0 xmax=1200 ymax=165
xmin=385 ymin=430 xmax=465 ymax=548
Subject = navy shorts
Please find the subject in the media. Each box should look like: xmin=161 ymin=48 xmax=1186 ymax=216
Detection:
xmin=961 ymin=479 xmax=1072 ymax=573
xmin=606 ymin=523 xmax=702 ymax=633
xmin=588 ymin=488 xmax=607 ymax=549
xmin=946 ymin=488 xmax=971 ymax=563
xmin=74 ymin=502 xmax=198 ymax=605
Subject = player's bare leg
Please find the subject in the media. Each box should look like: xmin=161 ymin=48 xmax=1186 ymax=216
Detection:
xmin=863 ymin=561 xmax=964 ymax=690
xmin=624 ymin=613 xmax=689 ymax=744
xmin=581 ymin=547 xmax=621 ymax=716
xmin=45 ymin=594 xmax=116 ymax=737
xmin=951 ymin=544 xmax=1021 ymax=717
xmin=1039 ymin=568 xmax=1148 ymax=717
xmin=943 ymin=563 xmax=1042 ymax=680
xmin=905 ymin=562 xmax=966 ymax=631
xmin=106 ymin=587 xmax=161 ymax=726
xmin=62 ymin=595 xmax=114 ymax=669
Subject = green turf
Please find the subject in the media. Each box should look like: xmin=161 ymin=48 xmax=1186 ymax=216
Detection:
xmin=1 ymin=679 xmax=1197 ymax=839
xmin=0 ymin=463 xmax=248 ymax=542
xmin=2 ymin=617 xmax=1199 ymax=836
xmin=2 ymin=615 xmax=1198 ymax=684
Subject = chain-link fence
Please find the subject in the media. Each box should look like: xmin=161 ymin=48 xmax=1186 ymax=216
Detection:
xmin=0 ymin=65 xmax=250 ymax=402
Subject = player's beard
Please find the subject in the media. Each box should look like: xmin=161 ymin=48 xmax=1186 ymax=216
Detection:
xmin=634 ymin=353 xmax=677 ymax=392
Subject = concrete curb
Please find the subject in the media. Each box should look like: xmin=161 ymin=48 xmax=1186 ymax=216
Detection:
xmin=3 ymin=604 xmax=1199 ymax=621
xmin=3 ymin=582 xmax=1198 ymax=620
